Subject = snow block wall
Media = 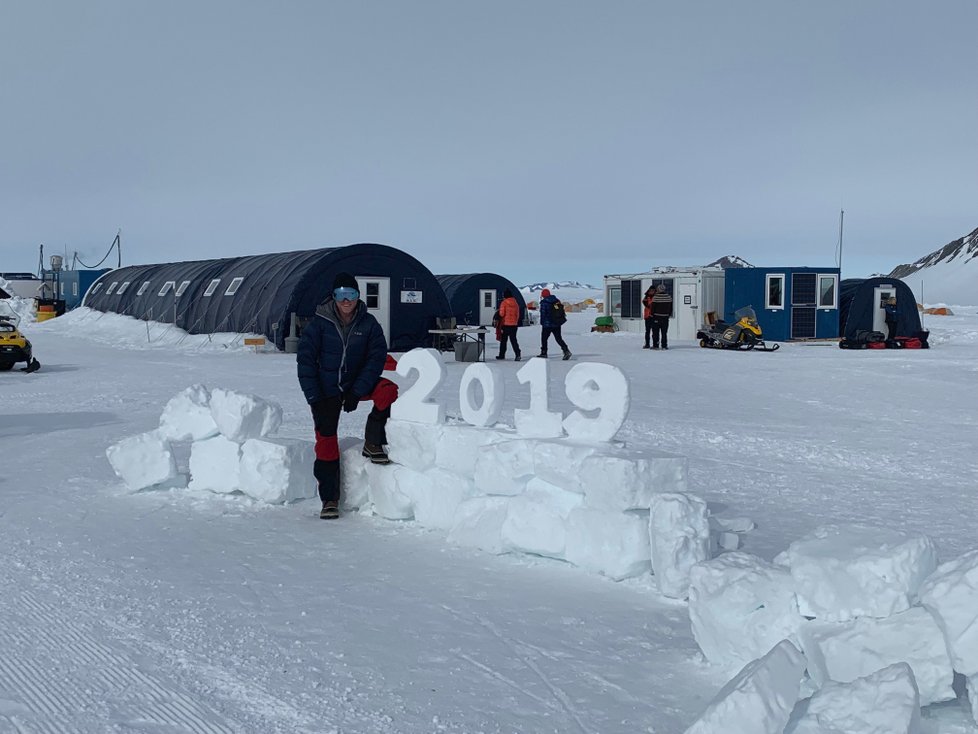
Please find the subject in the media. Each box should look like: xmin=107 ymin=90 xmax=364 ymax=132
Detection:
xmin=684 ymin=522 xmax=978 ymax=731
xmin=106 ymin=385 xmax=315 ymax=504
xmin=357 ymin=418 xmax=689 ymax=582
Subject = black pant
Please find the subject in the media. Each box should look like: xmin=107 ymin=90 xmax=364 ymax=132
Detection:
xmin=652 ymin=316 xmax=669 ymax=348
xmin=644 ymin=317 xmax=654 ymax=347
xmin=498 ymin=325 xmax=520 ymax=358
xmin=886 ymin=321 xmax=896 ymax=340
xmin=311 ymin=396 xmax=391 ymax=503
xmin=540 ymin=326 xmax=568 ymax=355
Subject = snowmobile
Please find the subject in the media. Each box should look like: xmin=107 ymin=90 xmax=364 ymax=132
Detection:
xmin=0 ymin=305 xmax=41 ymax=373
xmin=696 ymin=306 xmax=780 ymax=352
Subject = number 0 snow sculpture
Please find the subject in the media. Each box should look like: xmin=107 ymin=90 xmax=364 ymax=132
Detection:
xmin=458 ymin=363 xmax=505 ymax=427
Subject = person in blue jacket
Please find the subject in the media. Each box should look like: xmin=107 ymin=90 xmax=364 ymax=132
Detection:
xmin=536 ymin=288 xmax=572 ymax=360
xmin=297 ymin=272 xmax=397 ymax=519
xmin=884 ymin=296 xmax=898 ymax=340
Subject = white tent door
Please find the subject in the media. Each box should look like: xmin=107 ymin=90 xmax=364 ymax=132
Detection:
xmin=677 ymin=282 xmax=698 ymax=339
xmin=873 ymin=286 xmax=895 ymax=335
xmin=479 ymin=289 xmax=496 ymax=326
xmin=356 ymin=277 xmax=391 ymax=345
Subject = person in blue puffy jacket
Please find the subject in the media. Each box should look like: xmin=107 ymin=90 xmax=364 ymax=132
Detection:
xmin=297 ymin=272 xmax=397 ymax=519
xmin=537 ymin=288 xmax=571 ymax=360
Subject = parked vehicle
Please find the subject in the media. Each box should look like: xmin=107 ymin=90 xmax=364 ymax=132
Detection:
xmin=696 ymin=306 xmax=779 ymax=352
xmin=0 ymin=305 xmax=41 ymax=372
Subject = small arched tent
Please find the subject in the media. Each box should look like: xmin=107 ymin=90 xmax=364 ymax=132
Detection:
xmin=82 ymin=243 xmax=452 ymax=351
xmin=436 ymin=273 xmax=527 ymax=327
xmin=839 ymin=277 xmax=923 ymax=341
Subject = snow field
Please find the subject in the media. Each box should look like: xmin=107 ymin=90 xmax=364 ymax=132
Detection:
xmin=109 ymin=378 xmax=978 ymax=730
xmin=86 ymin=310 xmax=978 ymax=734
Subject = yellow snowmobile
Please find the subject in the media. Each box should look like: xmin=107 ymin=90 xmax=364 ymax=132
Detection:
xmin=696 ymin=306 xmax=779 ymax=352
xmin=0 ymin=306 xmax=41 ymax=372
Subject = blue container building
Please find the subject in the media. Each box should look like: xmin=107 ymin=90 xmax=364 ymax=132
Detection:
xmin=723 ymin=267 xmax=841 ymax=341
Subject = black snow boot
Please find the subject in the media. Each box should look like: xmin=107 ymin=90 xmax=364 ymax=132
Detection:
xmin=362 ymin=443 xmax=392 ymax=465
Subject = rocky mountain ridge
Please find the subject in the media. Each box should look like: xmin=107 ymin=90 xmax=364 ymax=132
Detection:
xmin=888 ymin=226 xmax=978 ymax=279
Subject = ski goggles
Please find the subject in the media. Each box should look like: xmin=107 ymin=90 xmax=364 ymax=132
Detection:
xmin=333 ymin=287 xmax=359 ymax=302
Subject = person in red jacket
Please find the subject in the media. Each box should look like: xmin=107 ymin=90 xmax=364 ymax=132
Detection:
xmin=641 ymin=286 xmax=655 ymax=349
xmin=494 ymin=289 xmax=522 ymax=361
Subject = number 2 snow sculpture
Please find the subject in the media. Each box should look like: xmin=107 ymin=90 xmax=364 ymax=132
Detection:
xmin=391 ymin=348 xmax=446 ymax=424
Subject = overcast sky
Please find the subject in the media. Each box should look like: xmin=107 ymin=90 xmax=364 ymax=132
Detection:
xmin=1 ymin=1 xmax=975 ymax=285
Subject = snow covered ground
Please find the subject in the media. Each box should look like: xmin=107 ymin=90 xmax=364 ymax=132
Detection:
xmin=2 ymin=304 xmax=977 ymax=733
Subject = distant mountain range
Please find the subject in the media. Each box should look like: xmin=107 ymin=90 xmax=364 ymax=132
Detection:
xmin=703 ymin=255 xmax=754 ymax=269
xmin=522 ymin=280 xmax=598 ymax=293
xmin=888 ymin=226 xmax=977 ymax=306
xmin=888 ymin=227 xmax=978 ymax=279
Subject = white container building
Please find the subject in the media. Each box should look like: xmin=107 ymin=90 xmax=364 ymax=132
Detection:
xmin=604 ymin=268 xmax=725 ymax=341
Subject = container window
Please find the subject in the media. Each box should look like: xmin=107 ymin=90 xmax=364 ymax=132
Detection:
xmin=818 ymin=275 xmax=838 ymax=308
xmin=158 ymin=281 xmax=175 ymax=297
xmin=765 ymin=274 xmax=785 ymax=309
xmin=224 ymin=277 xmax=244 ymax=296
xmin=105 ymin=282 xmax=118 ymax=295
xmin=175 ymin=280 xmax=191 ymax=297
xmin=117 ymin=281 xmax=131 ymax=295
xmin=203 ymin=279 xmax=221 ymax=296
xmin=609 ymin=286 xmax=622 ymax=316
xmin=137 ymin=281 xmax=151 ymax=296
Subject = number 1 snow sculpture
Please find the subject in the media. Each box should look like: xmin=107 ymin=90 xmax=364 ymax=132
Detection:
xmin=391 ymin=348 xmax=446 ymax=424
xmin=458 ymin=363 xmax=505 ymax=427
xmin=562 ymin=362 xmax=629 ymax=442
xmin=514 ymin=357 xmax=564 ymax=438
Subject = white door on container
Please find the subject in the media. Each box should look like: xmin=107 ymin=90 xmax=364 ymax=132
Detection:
xmin=873 ymin=286 xmax=894 ymax=335
xmin=356 ymin=277 xmax=390 ymax=345
xmin=479 ymin=289 xmax=496 ymax=326
xmin=678 ymin=282 xmax=698 ymax=339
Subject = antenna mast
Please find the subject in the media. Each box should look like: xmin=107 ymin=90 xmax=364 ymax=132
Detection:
xmin=836 ymin=209 xmax=844 ymax=273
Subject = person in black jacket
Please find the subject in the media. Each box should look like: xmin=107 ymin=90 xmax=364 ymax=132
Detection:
xmin=650 ymin=284 xmax=673 ymax=349
xmin=884 ymin=296 xmax=898 ymax=340
xmin=297 ymin=272 xmax=397 ymax=519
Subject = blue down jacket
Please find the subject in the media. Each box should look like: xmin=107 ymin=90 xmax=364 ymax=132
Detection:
xmin=539 ymin=294 xmax=561 ymax=328
xmin=296 ymin=300 xmax=388 ymax=404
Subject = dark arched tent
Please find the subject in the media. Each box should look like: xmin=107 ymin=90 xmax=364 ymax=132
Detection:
xmin=436 ymin=273 xmax=527 ymax=327
xmin=82 ymin=243 xmax=452 ymax=351
xmin=839 ymin=277 xmax=923 ymax=341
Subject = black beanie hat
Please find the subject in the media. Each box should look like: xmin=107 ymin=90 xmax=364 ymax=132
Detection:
xmin=332 ymin=272 xmax=359 ymax=291
xmin=503 ymin=288 xmax=513 ymax=298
